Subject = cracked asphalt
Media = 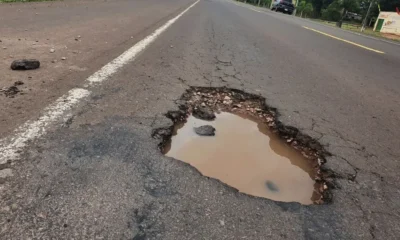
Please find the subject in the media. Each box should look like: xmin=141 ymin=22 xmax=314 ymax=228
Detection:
xmin=1 ymin=0 xmax=400 ymax=239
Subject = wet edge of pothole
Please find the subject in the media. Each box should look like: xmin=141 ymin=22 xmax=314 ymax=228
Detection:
xmin=152 ymin=87 xmax=335 ymax=205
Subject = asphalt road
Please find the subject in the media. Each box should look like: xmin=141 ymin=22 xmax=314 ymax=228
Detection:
xmin=1 ymin=0 xmax=400 ymax=239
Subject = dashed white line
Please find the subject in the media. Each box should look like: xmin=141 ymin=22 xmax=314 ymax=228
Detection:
xmin=0 ymin=0 xmax=200 ymax=169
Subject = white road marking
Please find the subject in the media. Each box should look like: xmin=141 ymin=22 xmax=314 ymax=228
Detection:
xmin=87 ymin=0 xmax=200 ymax=84
xmin=0 ymin=88 xmax=90 ymax=166
xmin=0 ymin=0 xmax=200 ymax=167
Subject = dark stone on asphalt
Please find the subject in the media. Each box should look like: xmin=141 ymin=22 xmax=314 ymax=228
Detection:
xmin=194 ymin=125 xmax=215 ymax=136
xmin=265 ymin=180 xmax=279 ymax=192
xmin=193 ymin=107 xmax=215 ymax=120
xmin=14 ymin=81 xmax=24 ymax=86
xmin=10 ymin=59 xmax=40 ymax=70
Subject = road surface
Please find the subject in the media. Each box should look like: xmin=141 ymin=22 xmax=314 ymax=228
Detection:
xmin=1 ymin=0 xmax=399 ymax=239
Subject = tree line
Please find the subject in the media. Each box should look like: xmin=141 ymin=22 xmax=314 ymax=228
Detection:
xmin=313 ymin=0 xmax=399 ymax=22
xmin=237 ymin=0 xmax=399 ymax=22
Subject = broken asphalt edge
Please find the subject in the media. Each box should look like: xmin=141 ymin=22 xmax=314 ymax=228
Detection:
xmin=152 ymin=86 xmax=340 ymax=206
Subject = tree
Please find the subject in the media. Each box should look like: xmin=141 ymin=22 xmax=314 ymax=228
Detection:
xmin=297 ymin=1 xmax=307 ymax=16
xmin=320 ymin=0 xmax=360 ymax=22
xmin=342 ymin=0 xmax=360 ymax=13
xmin=304 ymin=3 xmax=314 ymax=16
xmin=311 ymin=0 xmax=324 ymax=17
xmin=321 ymin=0 xmax=343 ymax=20
xmin=298 ymin=1 xmax=314 ymax=17
xmin=378 ymin=0 xmax=400 ymax=11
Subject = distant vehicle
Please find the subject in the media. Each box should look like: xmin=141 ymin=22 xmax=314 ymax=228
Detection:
xmin=345 ymin=12 xmax=362 ymax=21
xmin=271 ymin=0 xmax=295 ymax=15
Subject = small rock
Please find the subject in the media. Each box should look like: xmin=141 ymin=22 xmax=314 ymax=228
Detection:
xmin=11 ymin=203 xmax=18 ymax=211
xmin=2 ymin=47 xmax=7 ymax=50
xmin=50 ymin=48 xmax=55 ymax=53
xmin=219 ymin=220 xmax=225 ymax=226
xmin=193 ymin=107 xmax=215 ymax=121
xmin=194 ymin=125 xmax=215 ymax=136
xmin=265 ymin=181 xmax=279 ymax=192
xmin=201 ymin=102 xmax=206 ymax=107
xmin=51 ymin=60 xmax=56 ymax=63
xmin=37 ymin=212 xmax=47 ymax=219
xmin=61 ymin=57 xmax=66 ymax=60
xmin=224 ymin=96 xmax=231 ymax=100
xmin=11 ymin=59 xmax=40 ymax=70
xmin=0 ymin=168 xmax=13 ymax=183
xmin=14 ymin=81 xmax=24 ymax=86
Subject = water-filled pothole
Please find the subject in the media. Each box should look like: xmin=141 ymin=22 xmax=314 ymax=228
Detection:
xmin=165 ymin=112 xmax=320 ymax=205
xmin=154 ymin=87 xmax=332 ymax=204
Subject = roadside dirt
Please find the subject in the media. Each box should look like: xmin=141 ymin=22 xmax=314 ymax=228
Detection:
xmin=153 ymin=87 xmax=335 ymax=204
xmin=0 ymin=0 xmax=193 ymax=138
xmin=381 ymin=33 xmax=400 ymax=41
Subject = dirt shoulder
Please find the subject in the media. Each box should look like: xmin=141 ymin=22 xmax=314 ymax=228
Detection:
xmin=0 ymin=0 xmax=193 ymax=138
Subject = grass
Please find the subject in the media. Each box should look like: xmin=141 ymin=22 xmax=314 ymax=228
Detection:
xmin=311 ymin=19 xmax=400 ymax=42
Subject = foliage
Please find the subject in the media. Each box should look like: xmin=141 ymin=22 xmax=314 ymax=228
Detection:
xmin=305 ymin=3 xmax=314 ymax=14
xmin=311 ymin=0 xmax=324 ymax=17
xmin=297 ymin=0 xmax=307 ymax=13
xmin=297 ymin=1 xmax=314 ymax=16
xmin=342 ymin=0 xmax=360 ymax=12
xmin=378 ymin=0 xmax=400 ymax=11
xmin=321 ymin=0 xmax=342 ymax=20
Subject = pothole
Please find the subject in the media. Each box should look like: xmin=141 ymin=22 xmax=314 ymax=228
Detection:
xmin=153 ymin=87 xmax=333 ymax=205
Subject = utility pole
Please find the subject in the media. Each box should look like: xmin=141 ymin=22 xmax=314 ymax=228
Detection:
xmin=361 ymin=0 xmax=374 ymax=32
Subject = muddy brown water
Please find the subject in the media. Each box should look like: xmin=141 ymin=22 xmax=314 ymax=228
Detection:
xmin=165 ymin=112 xmax=319 ymax=205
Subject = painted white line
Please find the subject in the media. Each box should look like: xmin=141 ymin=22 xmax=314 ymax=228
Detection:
xmin=0 ymin=0 xmax=200 ymax=166
xmin=0 ymin=88 xmax=90 ymax=165
xmin=87 ymin=0 xmax=200 ymax=84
